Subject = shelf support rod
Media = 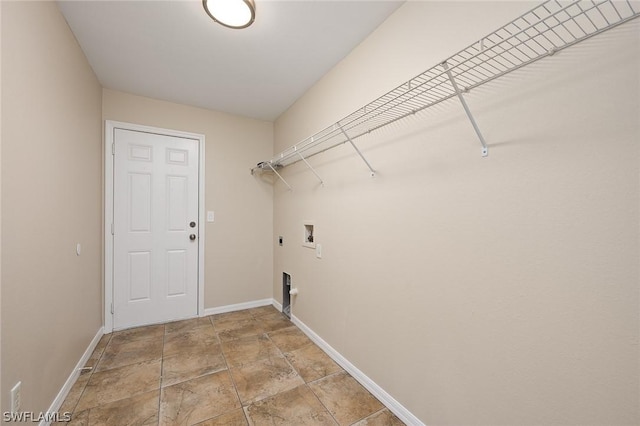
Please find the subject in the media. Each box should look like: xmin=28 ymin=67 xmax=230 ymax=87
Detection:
xmin=296 ymin=150 xmax=324 ymax=185
xmin=442 ymin=61 xmax=489 ymax=157
xmin=339 ymin=127 xmax=376 ymax=177
xmin=266 ymin=162 xmax=292 ymax=191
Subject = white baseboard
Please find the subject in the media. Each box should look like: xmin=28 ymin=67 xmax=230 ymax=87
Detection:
xmin=41 ymin=327 xmax=104 ymax=426
xmin=291 ymin=315 xmax=424 ymax=426
xmin=201 ymin=298 xmax=274 ymax=316
xmin=272 ymin=299 xmax=282 ymax=311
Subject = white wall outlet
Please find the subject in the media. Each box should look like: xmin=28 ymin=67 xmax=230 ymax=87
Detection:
xmin=207 ymin=211 xmax=215 ymax=222
xmin=76 ymin=243 xmax=82 ymax=256
xmin=11 ymin=381 xmax=21 ymax=413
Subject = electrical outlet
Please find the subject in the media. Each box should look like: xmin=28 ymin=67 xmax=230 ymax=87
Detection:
xmin=11 ymin=381 xmax=21 ymax=413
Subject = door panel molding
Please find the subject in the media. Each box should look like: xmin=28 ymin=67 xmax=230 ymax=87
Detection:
xmin=105 ymin=120 xmax=205 ymax=332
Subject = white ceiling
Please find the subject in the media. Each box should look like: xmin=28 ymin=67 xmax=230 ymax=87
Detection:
xmin=58 ymin=0 xmax=404 ymax=121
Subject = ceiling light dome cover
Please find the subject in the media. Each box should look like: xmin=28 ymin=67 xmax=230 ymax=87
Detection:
xmin=203 ymin=0 xmax=256 ymax=29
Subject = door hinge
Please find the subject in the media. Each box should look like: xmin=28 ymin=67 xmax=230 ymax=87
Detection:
xmin=111 ymin=223 xmax=114 ymax=235
xmin=110 ymin=303 xmax=114 ymax=314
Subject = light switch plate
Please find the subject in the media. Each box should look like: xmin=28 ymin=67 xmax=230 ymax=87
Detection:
xmin=316 ymin=243 xmax=322 ymax=259
xmin=207 ymin=211 xmax=215 ymax=222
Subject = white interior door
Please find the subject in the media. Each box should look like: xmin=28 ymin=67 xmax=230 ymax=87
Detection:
xmin=113 ymin=128 xmax=199 ymax=330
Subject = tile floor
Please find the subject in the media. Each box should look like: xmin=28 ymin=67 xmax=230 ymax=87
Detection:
xmin=56 ymin=306 xmax=406 ymax=425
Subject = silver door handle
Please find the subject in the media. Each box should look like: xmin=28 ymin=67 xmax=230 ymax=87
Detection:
xmin=189 ymin=234 xmax=196 ymax=241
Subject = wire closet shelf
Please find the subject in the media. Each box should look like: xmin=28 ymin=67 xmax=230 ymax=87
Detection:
xmin=251 ymin=0 xmax=640 ymax=181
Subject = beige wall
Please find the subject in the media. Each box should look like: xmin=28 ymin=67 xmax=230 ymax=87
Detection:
xmin=0 ymin=1 xmax=3 ymax=411
xmin=102 ymin=89 xmax=274 ymax=310
xmin=1 ymin=1 xmax=103 ymax=417
xmin=274 ymin=2 xmax=639 ymax=424
xmin=0 ymin=0 xmax=3 ymax=410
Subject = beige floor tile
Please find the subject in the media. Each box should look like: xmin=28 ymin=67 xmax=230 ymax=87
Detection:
xmin=213 ymin=317 xmax=259 ymax=333
xmin=75 ymin=359 xmax=161 ymax=412
xmin=162 ymin=344 xmax=226 ymax=387
xmin=84 ymin=334 xmax=112 ymax=369
xmin=267 ymin=327 xmax=312 ymax=353
xmin=258 ymin=314 xmax=294 ymax=333
xmin=309 ymin=372 xmax=384 ymax=425
xmin=248 ymin=305 xmax=280 ymax=318
xmin=159 ymin=371 xmax=241 ymax=426
xmin=352 ymin=409 xmax=406 ymax=426
xmin=111 ymin=324 xmax=165 ymax=345
xmin=163 ymin=326 xmax=219 ymax=357
xmin=244 ymin=385 xmax=337 ymax=426
xmin=210 ymin=309 xmax=254 ymax=324
xmin=231 ymin=356 xmax=304 ymax=405
xmin=85 ymin=389 xmax=159 ymax=425
xmin=58 ymin=312 xmax=398 ymax=426
xmin=218 ymin=319 xmax=264 ymax=342
xmin=196 ymin=409 xmax=248 ymax=425
xmin=256 ymin=310 xmax=287 ymax=319
xmin=221 ymin=334 xmax=281 ymax=368
xmin=95 ymin=335 xmax=163 ymax=372
xmin=165 ymin=317 xmax=215 ymax=335
xmin=53 ymin=409 xmax=88 ymax=426
xmin=59 ymin=370 xmax=92 ymax=414
xmin=284 ymin=344 xmax=342 ymax=383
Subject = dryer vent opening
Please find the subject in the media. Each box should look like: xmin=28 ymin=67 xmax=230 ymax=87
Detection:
xmin=282 ymin=272 xmax=291 ymax=318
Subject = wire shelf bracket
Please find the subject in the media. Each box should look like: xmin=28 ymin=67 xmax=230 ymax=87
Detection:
xmin=267 ymin=162 xmax=292 ymax=191
xmin=442 ymin=61 xmax=489 ymax=157
xmin=296 ymin=149 xmax=324 ymax=185
xmin=251 ymin=0 xmax=640 ymax=184
xmin=339 ymin=126 xmax=376 ymax=177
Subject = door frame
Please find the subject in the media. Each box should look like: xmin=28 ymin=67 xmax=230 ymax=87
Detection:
xmin=104 ymin=120 xmax=206 ymax=332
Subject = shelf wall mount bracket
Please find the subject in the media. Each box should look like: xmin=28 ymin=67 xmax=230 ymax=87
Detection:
xmin=296 ymin=148 xmax=324 ymax=186
xmin=266 ymin=162 xmax=293 ymax=191
xmin=339 ymin=126 xmax=376 ymax=177
xmin=442 ymin=61 xmax=489 ymax=157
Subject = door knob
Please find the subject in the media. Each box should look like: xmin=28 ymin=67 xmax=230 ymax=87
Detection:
xmin=189 ymin=221 xmax=196 ymax=228
xmin=189 ymin=234 xmax=196 ymax=241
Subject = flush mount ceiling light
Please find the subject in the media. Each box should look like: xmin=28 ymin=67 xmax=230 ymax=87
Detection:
xmin=203 ymin=0 xmax=256 ymax=29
